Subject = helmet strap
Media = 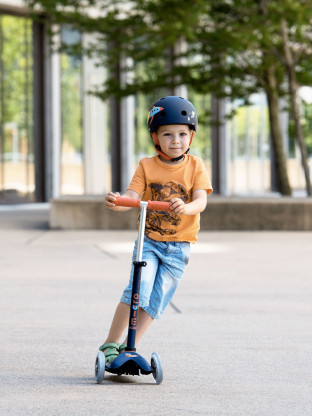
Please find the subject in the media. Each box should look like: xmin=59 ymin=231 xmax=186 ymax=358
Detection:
xmin=189 ymin=131 xmax=194 ymax=147
xmin=152 ymin=133 xmax=172 ymax=160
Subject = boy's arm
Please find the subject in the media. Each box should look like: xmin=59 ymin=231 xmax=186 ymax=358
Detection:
xmin=105 ymin=189 xmax=140 ymax=211
xmin=170 ymin=189 xmax=207 ymax=215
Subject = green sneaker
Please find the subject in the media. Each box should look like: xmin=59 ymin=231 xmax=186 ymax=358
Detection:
xmin=119 ymin=344 xmax=127 ymax=354
xmin=99 ymin=342 xmax=120 ymax=364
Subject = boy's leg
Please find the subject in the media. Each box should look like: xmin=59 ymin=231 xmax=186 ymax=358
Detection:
xmin=136 ymin=307 xmax=154 ymax=342
xmin=120 ymin=307 xmax=153 ymax=347
xmin=100 ymin=302 xmax=130 ymax=363
xmin=103 ymin=302 xmax=130 ymax=344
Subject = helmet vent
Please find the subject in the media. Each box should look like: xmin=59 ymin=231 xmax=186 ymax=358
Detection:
xmin=160 ymin=111 xmax=166 ymax=117
xmin=181 ymin=110 xmax=187 ymax=116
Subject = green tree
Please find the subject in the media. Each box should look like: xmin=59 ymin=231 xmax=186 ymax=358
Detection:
xmin=280 ymin=15 xmax=312 ymax=195
xmin=26 ymin=0 xmax=312 ymax=195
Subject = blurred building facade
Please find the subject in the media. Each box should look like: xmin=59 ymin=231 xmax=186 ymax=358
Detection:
xmin=0 ymin=1 xmax=311 ymax=204
xmin=0 ymin=0 xmax=112 ymax=204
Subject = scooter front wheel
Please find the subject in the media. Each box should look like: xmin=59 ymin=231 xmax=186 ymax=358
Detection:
xmin=151 ymin=352 xmax=163 ymax=384
xmin=95 ymin=351 xmax=105 ymax=384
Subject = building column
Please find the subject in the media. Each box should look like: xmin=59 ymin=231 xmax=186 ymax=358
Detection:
xmin=120 ymin=95 xmax=135 ymax=193
xmin=110 ymin=95 xmax=135 ymax=193
xmin=44 ymin=25 xmax=61 ymax=200
xmin=211 ymin=96 xmax=228 ymax=195
xmin=82 ymin=34 xmax=107 ymax=194
xmin=110 ymin=57 xmax=135 ymax=193
xmin=32 ymin=20 xmax=45 ymax=202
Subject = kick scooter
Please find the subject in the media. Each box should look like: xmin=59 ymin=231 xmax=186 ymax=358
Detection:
xmin=95 ymin=197 xmax=171 ymax=384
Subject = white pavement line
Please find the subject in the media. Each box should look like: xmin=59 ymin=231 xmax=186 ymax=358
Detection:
xmin=25 ymin=231 xmax=48 ymax=245
xmin=169 ymin=301 xmax=182 ymax=314
xmin=93 ymin=244 xmax=118 ymax=259
xmin=97 ymin=242 xmax=134 ymax=254
xmin=191 ymin=242 xmax=230 ymax=253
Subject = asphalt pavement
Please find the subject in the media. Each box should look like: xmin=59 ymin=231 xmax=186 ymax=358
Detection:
xmin=0 ymin=204 xmax=311 ymax=416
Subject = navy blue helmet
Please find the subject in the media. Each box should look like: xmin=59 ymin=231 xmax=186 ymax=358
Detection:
xmin=148 ymin=96 xmax=198 ymax=134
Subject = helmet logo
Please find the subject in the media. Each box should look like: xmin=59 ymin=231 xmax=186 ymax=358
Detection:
xmin=148 ymin=106 xmax=164 ymax=125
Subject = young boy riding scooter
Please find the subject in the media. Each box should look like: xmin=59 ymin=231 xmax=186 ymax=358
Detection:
xmin=100 ymin=95 xmax=213 ymax=364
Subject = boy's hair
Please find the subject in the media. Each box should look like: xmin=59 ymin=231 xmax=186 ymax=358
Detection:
xmin=147 ymin=96 xmax=198 ymax=161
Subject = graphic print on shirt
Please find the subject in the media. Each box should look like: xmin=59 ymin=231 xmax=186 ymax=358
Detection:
xmin=145 ymin=182 xmax=189 ymax=236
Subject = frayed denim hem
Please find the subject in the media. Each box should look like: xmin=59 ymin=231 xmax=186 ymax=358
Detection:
xmin=120 ymin=296 xmax=160 ymax=320
xmin=120 ymin=295 xmax=150 ymax=310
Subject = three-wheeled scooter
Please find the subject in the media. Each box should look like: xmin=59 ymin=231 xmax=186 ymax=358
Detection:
xmin=95 ymin=197 xmax=171 ymax=384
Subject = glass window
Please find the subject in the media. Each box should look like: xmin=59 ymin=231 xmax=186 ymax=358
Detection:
xmin=60 ymin=25 xmax=84 ymax=195
xmin=188 ymin=91 xmax=212 ymax=176
xmin=134 ymin=92 xmax=159 ymax=162
xmin=303 ymin=102 xmax=312 ymax=157
xmin=186 ymin=92 xmax=211 ymax=158
xmin=228 ymin=94 xmax=271 ymax=194
xmin=0 ymin=15 xmax=34 ymax=203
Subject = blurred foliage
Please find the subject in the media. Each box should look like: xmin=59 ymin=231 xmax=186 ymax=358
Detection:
xmin=0 ymin=15 xmax=33 ymax=156
xmin=289 ymin=101 xmax=312 ymax=156
xmin=25 ymin=0 xmax=312 ymax=192
xmin=25 ymin=0 xmax=312 ymax=101
xmin=303 ymin=104 xmax=312 ymax=155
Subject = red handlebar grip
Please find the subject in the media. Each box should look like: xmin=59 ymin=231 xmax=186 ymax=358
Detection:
xmin=147 ymin=200 xmax=171 ymax=211
xmin=114 ymin=197 xmax=171 ymax=211
xmin=114 ymin=197 xmax=141 ymax=208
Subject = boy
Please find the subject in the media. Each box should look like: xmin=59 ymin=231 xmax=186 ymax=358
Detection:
xmin=100 ymin=96 xmax=213 ymax=363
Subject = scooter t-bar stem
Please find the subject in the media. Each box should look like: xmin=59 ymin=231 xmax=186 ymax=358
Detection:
xmin=114 ymin=197 xmax=171 ymax=262
xmin=136 ymin=202 xmax=148 ymax=263
xmin=114 ymin=197 xmax=171 ymax=211
xmin=113 ymin=197 xmax=171 ymax=352
xmin=127 ymin=202 xmax=148 ymax=351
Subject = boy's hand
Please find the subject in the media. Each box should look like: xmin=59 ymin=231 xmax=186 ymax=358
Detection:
xmin=170 ymin=198 xmax=186 ymax=215
xmin=105 ymin=192 xmax=120 ymax=209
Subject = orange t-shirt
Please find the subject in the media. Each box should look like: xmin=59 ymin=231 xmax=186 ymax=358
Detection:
xmin=128 ymin=155 xmax=213 ymax=243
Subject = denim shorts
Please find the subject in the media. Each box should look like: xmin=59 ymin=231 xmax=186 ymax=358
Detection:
xmin=120 ymin=236 xmax=190 ymax=319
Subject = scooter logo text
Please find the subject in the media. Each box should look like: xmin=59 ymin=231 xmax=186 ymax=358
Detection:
xmin=130 ymin=293 xmax=139 ymax=327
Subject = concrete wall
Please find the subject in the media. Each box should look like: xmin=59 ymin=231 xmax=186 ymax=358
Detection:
xmin=50 ymin=196 xmax=312 ymax=231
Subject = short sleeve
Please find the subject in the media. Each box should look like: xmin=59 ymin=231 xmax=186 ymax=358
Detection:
xmin=193 ymin=158 xmax=213 ymax=195
xmin=127 ymin=160 xmax=146 ymax=196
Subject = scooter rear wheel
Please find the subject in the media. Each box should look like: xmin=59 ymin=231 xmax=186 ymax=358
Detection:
xmin=95 ymin=351 xmax=105 ymax=384
xmin=151 ymin=352 xmax=163 ymax=384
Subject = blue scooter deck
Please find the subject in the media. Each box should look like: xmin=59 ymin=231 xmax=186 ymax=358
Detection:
xmin=105 ymin=352 xmax=153 ymax=376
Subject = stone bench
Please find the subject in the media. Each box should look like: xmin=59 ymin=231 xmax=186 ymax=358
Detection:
xmin=50 ymin=195 xmax=312 ymax=231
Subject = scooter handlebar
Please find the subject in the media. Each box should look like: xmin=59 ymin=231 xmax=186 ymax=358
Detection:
xmin=147 ymin=200 xmax=171 ymax=211
xmin=114 ymin=197 xmax=171 ymax=211
xmin=114 ymin=197 xmax=141 ymax=208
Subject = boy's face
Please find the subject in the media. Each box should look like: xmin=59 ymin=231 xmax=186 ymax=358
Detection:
xmin=156 ymin=124 xmax=192 ymax=160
